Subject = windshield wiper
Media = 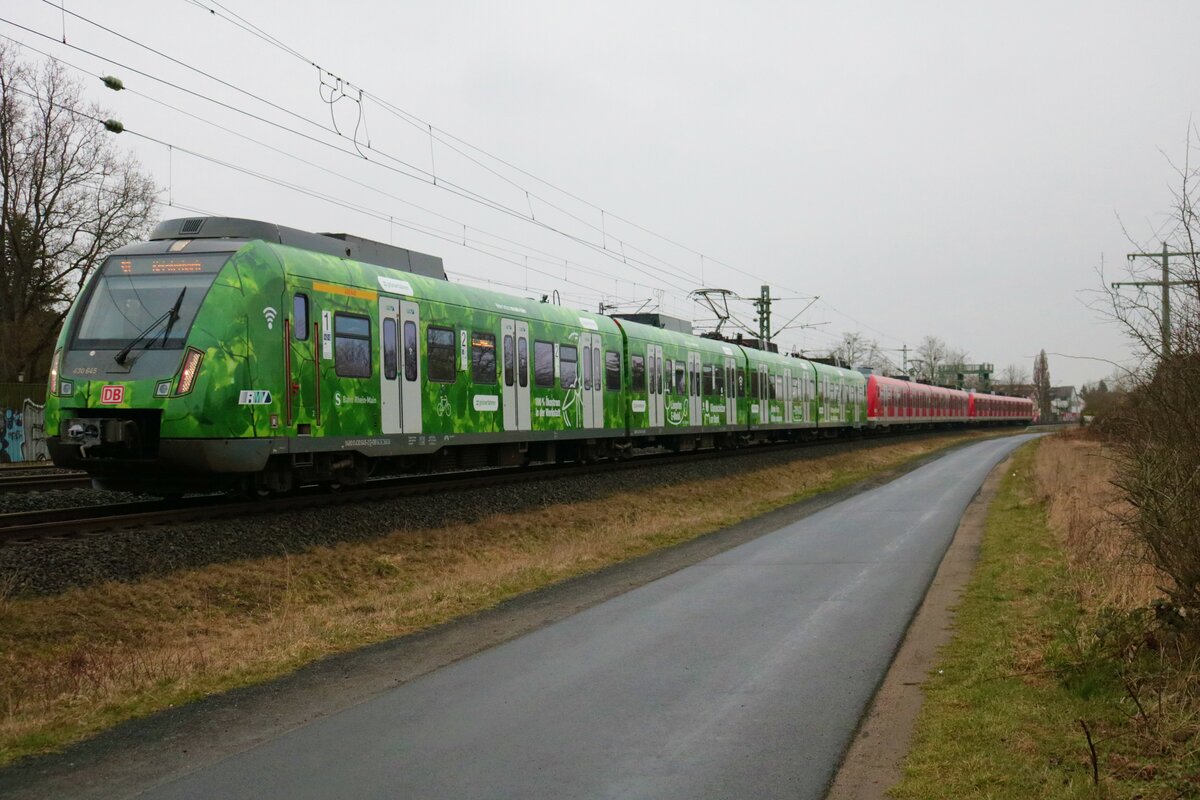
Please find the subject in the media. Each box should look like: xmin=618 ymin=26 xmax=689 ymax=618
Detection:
xmin=113 ymin=287 xmax=188 ymax=365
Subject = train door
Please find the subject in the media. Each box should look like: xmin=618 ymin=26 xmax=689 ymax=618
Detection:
xmin=784 ymin=368 xmax=793 ymax=423
xmin=582 ymin=333 xmax=595 ymax=430
xmin=687 ymin=351 xmax=701 ymax=426
xmin=580 ymin=333 xmax=605 ymax=429
xmin=378 ymin=297 xmax=401 ymax=435
xmin=757 ymin=364 xmax=768 ymax=424
xmin=591 ymin=336 xmax=603 ymax=428
xmin=644 ymin=344 xmax=663 ymax=428
xmin=286 ymin=291 xmax=319 ymax=432
xmin=399 ymin=301 xmax=421 ymax=433
xmin=501 ymin=319 xmax=531 ymax=431
xmin=724 ymin=357 xmax=736 ymax=424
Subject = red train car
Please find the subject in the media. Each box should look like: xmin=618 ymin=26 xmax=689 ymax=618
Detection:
xmin=967 ymin=392 xmax=1034 ymax=423
xmin=867 ymin=375 xmax=1034 ymax=428
xmin=866 ymin=375 xmax=969 ymax=428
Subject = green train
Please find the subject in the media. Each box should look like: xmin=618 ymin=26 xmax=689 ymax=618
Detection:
xmin=45 ymin=216 xmax=872 ymax=494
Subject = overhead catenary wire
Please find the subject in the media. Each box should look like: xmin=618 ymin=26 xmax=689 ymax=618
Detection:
xmin=174 ymin=0 xmax=786 ymax=293
xmin=0 ymin=33 xmax=677 ymax=297
xmin=6 ymin=83 xmax=642 ymax=307
xmin=3 ymin=13 xmax=701 ymax=299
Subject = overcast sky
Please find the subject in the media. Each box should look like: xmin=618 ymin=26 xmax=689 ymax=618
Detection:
xmin=6 ymin=0 xmax=1199 ymax=387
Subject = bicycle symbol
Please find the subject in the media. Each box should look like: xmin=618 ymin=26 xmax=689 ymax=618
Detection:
xmin=435 ymin=394 xmax=452 ymax=418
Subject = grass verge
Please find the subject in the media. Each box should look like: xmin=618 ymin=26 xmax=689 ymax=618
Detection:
xmin=2 ymin=431 xmax=1003 ymax=766
xmin=892 ymin=436 xmax=1200 ymax=799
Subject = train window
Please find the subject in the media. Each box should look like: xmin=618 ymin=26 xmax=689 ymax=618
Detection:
xmin=383 ymin=318 xmax=397 ymax=380
xmin=605 ymin=350 xmax=621 ymax=391
xmin=293 ymin=294 xmax=309 ymax=340
xmin=715 ymin=364 xmax=725 ymax=395
xmin=534 ymin=341 xmax=554 ymax=387
xmin=333 ymin=312 xmax=371 ymax=378
xmin=648 ymin=350 xmax=657 ymax=395
xmin=403 ymin=321 xmax=417 ymax=381
xmin=631 ymin=354 xmax=646 ymax=391
xmin=664 ymin=359 xmax=673 ymax=392
xmin=675 ymin=363 xmax=686 ymax=395
xmin=560 ymin=345 xmax=579 ymax=389
xmin=426 ymin=325 xmax=456 ymax=382
xmin=503 ymin=335 xmax=514 ymax=387
xmin=583 ymin=345 xmax=592 ymax=391
xmin=471 ymin=332 xmax=496 ymax=384
xmin=702 ymin=365 xmax=713 ymax=395
xmin=657 ymin=352 xmax=665 ymax=395
xmin=518 ymin=338 xmax=528 ymax=388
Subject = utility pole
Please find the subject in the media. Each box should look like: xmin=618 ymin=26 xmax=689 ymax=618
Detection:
xmin=752 ymin=285 xmax=771 ymax=343
xmin=1117 ymin=242 xmax=1200 ymax=358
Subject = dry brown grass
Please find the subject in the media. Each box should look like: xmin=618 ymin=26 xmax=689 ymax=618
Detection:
xmin=1032 ymin=429 xmax=1167 ymax=611
xmin=0 ymin=432 xmax=1001 ymax=764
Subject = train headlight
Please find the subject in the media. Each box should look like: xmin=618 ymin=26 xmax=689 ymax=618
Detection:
xmin=175 ymin=347 xmax=204 ymax=396
xmin=48 ymin=348 xmax=62 ymax=395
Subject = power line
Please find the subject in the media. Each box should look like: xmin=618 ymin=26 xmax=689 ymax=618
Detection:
xmin=176 ymin=0 xmax=788 ymax=292
xmin=5 ymin=12 xmax=701 ymax=296
xmin=1 ymin=19 xmax=708 ymax=302
xmin=2 ymin=33 xmax=684 ymax=300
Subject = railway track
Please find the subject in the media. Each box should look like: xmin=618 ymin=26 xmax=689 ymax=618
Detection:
xmin=0 ymin=471 xmax=92 ymax=493
xmin=0 ymin=438 xmax=809 ymax=544
xmin=0 ymin=427 xmax=1026 ymax=545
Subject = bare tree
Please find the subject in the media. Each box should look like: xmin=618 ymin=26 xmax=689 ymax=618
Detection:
xmin=911 ymin=335 xmax=947 ymax=383
xmin=1032 ymin=350 xmax=1052 ymax=419
xmin=0 ymin=44 xmax=157 ymax=382
xmin=999 ymin=363 xmax=1030 ymax=393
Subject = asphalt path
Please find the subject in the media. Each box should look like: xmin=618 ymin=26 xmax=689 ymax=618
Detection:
xmin=141 ymin=434 xmax=1036 ymax=800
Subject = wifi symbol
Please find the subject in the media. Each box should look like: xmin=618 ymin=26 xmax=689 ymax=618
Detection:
xmin=263 ymin=307 xmax=278 ymax=330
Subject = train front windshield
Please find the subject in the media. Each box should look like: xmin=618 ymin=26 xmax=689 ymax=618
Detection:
xmin=72 ymin=253 xmax=230 ymax=350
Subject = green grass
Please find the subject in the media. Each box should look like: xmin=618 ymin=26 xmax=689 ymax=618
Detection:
xmin=892 ymin=441 xmax=1190 ymax=799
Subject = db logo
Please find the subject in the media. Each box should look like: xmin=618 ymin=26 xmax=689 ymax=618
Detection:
xmin=100 ymin=385 xmax=125 ymax=404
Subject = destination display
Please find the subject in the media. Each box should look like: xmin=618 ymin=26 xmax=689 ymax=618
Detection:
xmin=104 ymin=253 xmax=230 ymax=276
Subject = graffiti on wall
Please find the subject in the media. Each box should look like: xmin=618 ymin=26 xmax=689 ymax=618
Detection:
xmin=0 ymin=400 xmax=49 ymax=462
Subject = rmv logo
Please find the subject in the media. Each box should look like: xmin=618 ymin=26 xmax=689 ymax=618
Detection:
xmin=100 ymin=385 xmax=125 ymax=404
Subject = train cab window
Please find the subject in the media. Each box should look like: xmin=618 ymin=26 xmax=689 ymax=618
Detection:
xmin=383 ymin=318 xmax=397 ymax=380
xmin=471 ymin=332 xmax=496 ymax=384
xmin=293 ymin=294 xmax=309 ymax=340
xmin=560 ymin=345 xmax=579 ymax=389
xmin=518 ymin=338 xmax=528 ymax=388
xmin=503 ymin=335 xmax=514 ymax=387
xmin=426 ymin=325 xmax=456 ymax=382
xmin=333 ymin=313 xmax=371 ymax=378
xmin=534 ymin=341 xmax=554 ymax=387
xmin=605 ymin=350 xmax=621 ymax=391
xmin=403 ymin=321 xmax=417 ymax=381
